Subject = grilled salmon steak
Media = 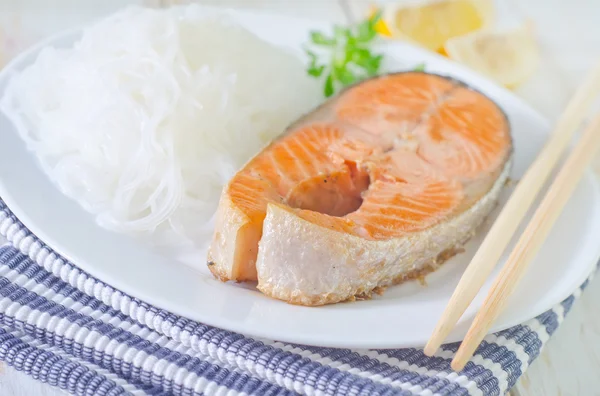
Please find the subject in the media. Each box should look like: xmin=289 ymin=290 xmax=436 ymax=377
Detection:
xmin=208 ymin=72 xmax=512 ymax=306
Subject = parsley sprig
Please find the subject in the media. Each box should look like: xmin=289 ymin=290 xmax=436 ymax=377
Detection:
xmin=305 ymin=12 xmax=385 ymax=97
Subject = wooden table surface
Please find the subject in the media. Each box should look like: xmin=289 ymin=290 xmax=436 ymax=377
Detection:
xmin=0 ymin=1 xmax=599 ymax=395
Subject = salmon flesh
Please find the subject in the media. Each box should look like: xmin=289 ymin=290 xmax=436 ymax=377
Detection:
xmin=208 ymin=72 xmax=512 ymax=306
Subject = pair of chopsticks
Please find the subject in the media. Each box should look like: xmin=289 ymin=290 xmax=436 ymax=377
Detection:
xmin=424 ymin=63 xmax=600 ymax=371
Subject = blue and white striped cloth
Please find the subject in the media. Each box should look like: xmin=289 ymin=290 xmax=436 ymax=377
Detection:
xmin=0 ymin=199 xmax=593 ymax=396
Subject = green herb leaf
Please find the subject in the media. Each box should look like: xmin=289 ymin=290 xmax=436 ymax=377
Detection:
xmin=337 ymin=68 xmax=357 ymax=85
xmin=351 ymin=48 xmax=374 ymax=66
xmin=324 ymin=73 xmax=335 ymax=97
xmin=356 ymin=21 xmax=372 ymax=42
xmin=356 ymin=17 xmax=378 ymax=43
xmin=370 ymin=10 xmax=383 ymax=26
xmin=365 ymin=54 xmax=384 ymax=76
xmin=308 ymin=64 xmax=326 ymax=77
xmin=413 ymin=62 xmax=426 ymax=72
xmin=310 ymin=31 xmax=335 ymax=46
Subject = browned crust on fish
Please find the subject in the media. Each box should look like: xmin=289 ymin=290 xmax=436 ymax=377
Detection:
xmin=207 ymin=259 xmax=229 ymax=282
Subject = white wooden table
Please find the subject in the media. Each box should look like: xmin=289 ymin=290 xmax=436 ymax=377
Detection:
xmin=0 ymin=1 xmax=599 ymax=395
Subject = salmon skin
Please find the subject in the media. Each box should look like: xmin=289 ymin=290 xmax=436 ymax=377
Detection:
xmin=208 ymin=72 xmax=512 ymax=306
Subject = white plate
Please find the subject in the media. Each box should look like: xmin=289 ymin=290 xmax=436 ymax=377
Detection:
xmin=1 ymin=9 xmax=599 ymax=349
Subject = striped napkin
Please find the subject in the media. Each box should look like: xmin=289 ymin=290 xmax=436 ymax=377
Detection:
xmin=0 ymin=199 xmax=593 ymax=396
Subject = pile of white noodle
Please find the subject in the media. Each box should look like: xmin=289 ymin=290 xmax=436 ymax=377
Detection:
xmin=1 ymin=5 xmax=320 ymax=269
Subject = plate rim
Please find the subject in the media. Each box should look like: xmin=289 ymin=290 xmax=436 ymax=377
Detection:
xmin=1 ymin=9 xmax=599 ymax=349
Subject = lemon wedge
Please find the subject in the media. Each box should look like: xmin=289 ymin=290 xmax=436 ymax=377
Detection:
xmin=379 ymin=0 xmax=494 ymax=52
xmin=444 ymin=22 xmax=540 ymax=88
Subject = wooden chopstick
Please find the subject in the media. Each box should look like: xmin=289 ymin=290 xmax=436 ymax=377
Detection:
xmin=424 ymin=63 xmax=600 ymax=357
xmin=451 ymin=112 xmax=600 ymax=370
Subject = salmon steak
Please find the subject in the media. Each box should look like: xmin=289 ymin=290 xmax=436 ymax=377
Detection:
xmin=208 ymin=72 xmax=512 ymax=306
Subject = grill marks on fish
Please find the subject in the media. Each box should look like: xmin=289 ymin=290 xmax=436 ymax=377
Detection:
xmin=208 ymin=72 xmax=511 ymax=298
xmin=352 ymin=176 xmax=462 ymax=239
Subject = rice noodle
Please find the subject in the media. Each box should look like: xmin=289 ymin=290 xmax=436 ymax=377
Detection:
xmin=1 ymin=5 xmax=320 ymax=269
